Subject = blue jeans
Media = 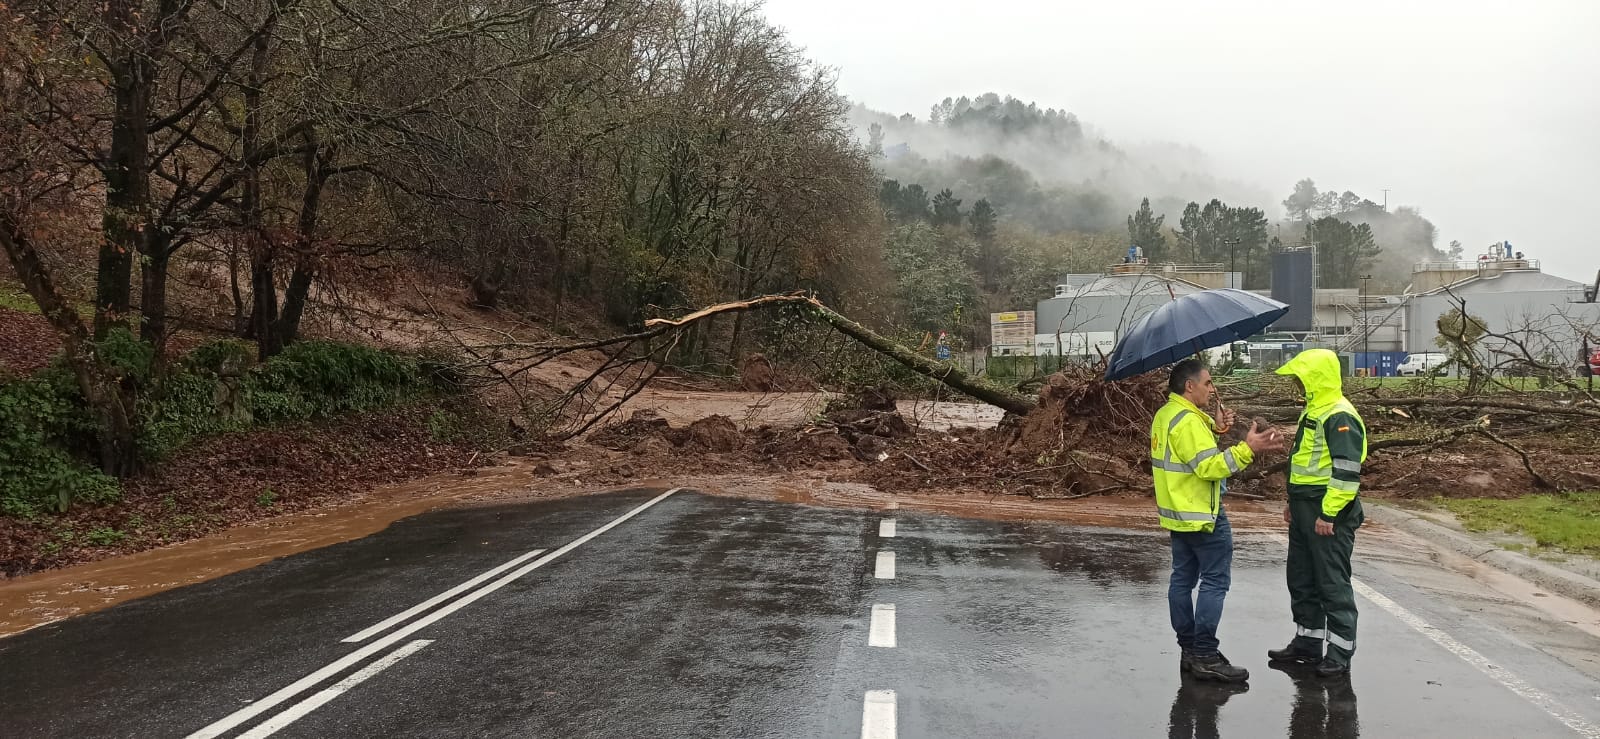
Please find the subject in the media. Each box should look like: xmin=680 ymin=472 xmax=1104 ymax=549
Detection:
xmin=1169 ymin=509 xmax=1233 ymax=657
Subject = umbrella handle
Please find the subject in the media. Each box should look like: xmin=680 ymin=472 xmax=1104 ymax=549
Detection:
xmin=1213 ymin=395 xmax=1232 ymax=434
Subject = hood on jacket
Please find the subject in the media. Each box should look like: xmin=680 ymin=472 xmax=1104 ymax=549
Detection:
xmin=1275 ymin=348 xmax=1344 ymax=409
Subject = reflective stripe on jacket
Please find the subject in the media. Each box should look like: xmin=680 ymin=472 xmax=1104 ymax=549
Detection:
xmin=1150 ymin=393 xmax=1254 ymax=533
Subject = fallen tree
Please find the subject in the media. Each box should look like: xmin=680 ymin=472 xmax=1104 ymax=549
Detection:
xmin=443 ymin=292 xmax=1036 ymax=438
xmin=643 ymin=295 xmax=1037 ymax=416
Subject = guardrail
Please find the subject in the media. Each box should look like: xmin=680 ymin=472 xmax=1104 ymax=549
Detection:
xmin=1106 ymin=263 xmax=1226 ymax=274
xmin=1414 ymin=259 xmax=1540 ymax=272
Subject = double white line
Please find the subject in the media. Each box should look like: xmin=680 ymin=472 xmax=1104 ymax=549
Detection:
xmin=186 ymin=488 xmax=682 ymax=739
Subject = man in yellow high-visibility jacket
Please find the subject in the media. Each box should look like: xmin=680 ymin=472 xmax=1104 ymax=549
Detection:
xmin=1152 ymin=358 xmax=1282 ymax=683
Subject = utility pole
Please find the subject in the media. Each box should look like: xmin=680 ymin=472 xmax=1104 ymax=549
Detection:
xmin=1381 ymin=189 xmax=1390 ymax=212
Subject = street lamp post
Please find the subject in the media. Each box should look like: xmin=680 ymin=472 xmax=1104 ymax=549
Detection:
xmin=1361 ymin=274 xmax=1372 ymax=375
xmin=1224 ymin=238 xmax=1241 ymax=287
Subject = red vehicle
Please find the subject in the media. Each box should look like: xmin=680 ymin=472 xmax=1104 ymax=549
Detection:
xmin=1589 ymin=348 xmax=1600 ymax=376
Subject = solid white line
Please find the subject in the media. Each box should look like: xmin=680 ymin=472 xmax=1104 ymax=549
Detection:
xmin=875 ymin=551 xmax=896 ymax=580
xmin=861 ymin=690 xmax=897 ymax=739
xmin=237 ymin=640 xmax=433 ymax=739
xmin=343 ymin=549 xmax=548 ymax=643
xmin=879 ymin=519 xmax=896 ymax=538
xmin=869 ymin=604 xmax=896 ymax=648
xmin=1352 ymin=579 xmax=1600 ymax=739
xmin=1265 ymin=531 xmax=1600 ymax=738
xmin=185 ymin=488 xmax=684 ymax=739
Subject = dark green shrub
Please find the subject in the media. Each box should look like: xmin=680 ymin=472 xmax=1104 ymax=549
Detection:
xmin=0 ymin=376 xmax=118 ymax=517
xmin=184 ymin=339 xmax=253 ymax=375
xmin=244 ymin=340 xmax=424 ymax=423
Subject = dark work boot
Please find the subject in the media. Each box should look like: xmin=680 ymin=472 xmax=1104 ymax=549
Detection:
xmin=1268 ymin=637 xmax=1323 ymax=665
xmin=1180 ymin=649 xmax=1196 ymax=673
xmin=1314 ymin=658 xmax=1351 ymax=678
xmin=1189 ymin=652 xmax=1250 ymax=683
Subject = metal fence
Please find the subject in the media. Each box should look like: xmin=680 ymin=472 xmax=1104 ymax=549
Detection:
xmin=984 ymin=354 xmax=1074 ymax=381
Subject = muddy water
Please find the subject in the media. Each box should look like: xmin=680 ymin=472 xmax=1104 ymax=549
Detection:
xmin=896 ymin=399 xmax=1008 ymax=431
xmin=604 ymin=390 xmax=1005 ymax=433
xmin=0 ymin=460 xmax=586 ymax=637
xmin=676 ymin=472 xmax=1286 ymax=531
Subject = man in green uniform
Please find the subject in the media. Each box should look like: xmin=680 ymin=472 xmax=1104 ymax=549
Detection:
xmin=1267 ymin=349 xmax=1367 ymax=677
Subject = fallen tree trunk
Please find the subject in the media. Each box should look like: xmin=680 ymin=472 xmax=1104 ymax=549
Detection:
xmin=645 ymin=294 xmax=1038 ymax=416
xmin=1379 ymin=396 xmax=1600 ymax=420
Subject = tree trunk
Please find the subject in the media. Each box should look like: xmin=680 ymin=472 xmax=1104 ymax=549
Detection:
xmin=229 ymin=236 xmax=249 ymax=335
xmin=807 ymin=300 xmax=1036 ymax=416
xmin=139 ymin=233 xmax=172 ymax=380
xmin=139 ymin=234 xmax=170 ymax=345
xmin=95 ymin=16 xmax=153 ymax=339
xmin=646 ymin=295 xmax=1037 ymax=416
xmin=1 ymin=215 xmax=139 ymax=476
xmin=250 ymin=248 xmax=280 ymax=360
xmin=271 ymin=145 xmax=328 ymax=351
xmin=275 ymin=258 xmax=315 ymax=350
xmin=242 ymin=17 xmax=274 ymax=359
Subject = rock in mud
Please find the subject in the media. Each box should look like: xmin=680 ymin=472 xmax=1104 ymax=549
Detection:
xmin=684 ymin=415 xmax=743 ymax=452
xmin=741 ymin=353 xmax=778 ymax=392
xmin=853 ymin=434 xmax=892 ymax=461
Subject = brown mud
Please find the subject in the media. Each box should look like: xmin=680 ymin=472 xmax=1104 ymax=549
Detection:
xmin=0 ymin=459 xmax=595 ymax=637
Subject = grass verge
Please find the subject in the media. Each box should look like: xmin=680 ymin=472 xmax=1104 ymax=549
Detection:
xmin=1436 ymin=492 xmax=1600 ymax=556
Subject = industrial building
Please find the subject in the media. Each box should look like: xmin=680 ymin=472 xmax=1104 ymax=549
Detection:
xmin=1402 ymin=259 xmax=1600 ymax=368
xmin=1022 ymin=247 xmax=1600 ymax=377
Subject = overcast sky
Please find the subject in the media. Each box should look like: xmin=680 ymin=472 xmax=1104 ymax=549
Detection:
xmin=760 ymin=0 xmax=1600 ymax=282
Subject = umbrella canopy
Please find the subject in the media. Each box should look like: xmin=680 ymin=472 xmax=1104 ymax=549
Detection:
xmin=1104 ymin=289 xmax=1290 ymax=381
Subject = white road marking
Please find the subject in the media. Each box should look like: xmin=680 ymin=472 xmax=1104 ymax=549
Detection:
xmin=1264 ymin=530 xmax=1600 ymax=737
xmin=869 ymin=604 xmax=896 ymax=648
xmin=237 ymin=640 xmax=433 ymax=739
xmin=1353 ymin=579 xmax=1600 ymax=739
xmin=875 ymin=551 xmax=896 ymax=580
xmin=861 ymin=690 xmax=897 ymax=739
xmin=342 ymin=550 xmax=548 ymax=643
xmin=879 ymin=519 xmax=896 ymax=538
xmin=185 ymin=488 xmax=684 ymax=739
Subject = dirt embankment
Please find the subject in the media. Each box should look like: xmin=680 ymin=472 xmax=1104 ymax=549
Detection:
xmin=0 ymin=404 xmax=489 ymax=578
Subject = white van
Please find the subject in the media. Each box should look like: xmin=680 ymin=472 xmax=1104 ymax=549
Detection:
xmin=1397 ymin=352 xmax=1448 ymax=377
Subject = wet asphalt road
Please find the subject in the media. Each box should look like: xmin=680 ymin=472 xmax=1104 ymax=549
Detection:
xmin=3 ymin=488 xmax=1600 ymax=738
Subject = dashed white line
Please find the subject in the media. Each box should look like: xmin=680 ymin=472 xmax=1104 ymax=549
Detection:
xmin=879 ymin=519 xmax=896 ymax=538
xmin=869 ymin=604 xmax=896 ymax=648
xmin=185 ymin=488 xmax=684 ymax=739
xmin=343 ymin=549 xmax=548 ymax=643
xmin=886 ymin=500 xmax=898 ymax=510
xmin=236 ymin=640 xmax=434 ymax=739
xmin=1353 ymin=579 xmax=1600 ymax=739
xmin=875 ymin=551 xmax=896 ymax=580
xmin=861 ymin=690 xmax=897 ymax=739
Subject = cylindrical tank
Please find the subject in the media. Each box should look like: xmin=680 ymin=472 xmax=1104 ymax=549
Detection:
xmin=1271 ymin=248 xmax=1315 ymax=331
